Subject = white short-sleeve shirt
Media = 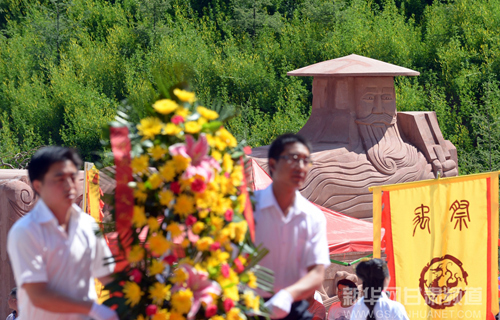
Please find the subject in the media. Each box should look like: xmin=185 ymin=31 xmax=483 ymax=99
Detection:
xmin=254 ymin=184 xmax=330 ymax=296
xmin=350 ymin=292 xmax=409 ymax=320
xmin=7 ymin=200 xmax=115 ymax=320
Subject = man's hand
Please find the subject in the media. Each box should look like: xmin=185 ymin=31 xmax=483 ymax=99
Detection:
xmin=89 ymin=302 xmax=119 ymax=320
xmin=264 ymin=289 xmax=294 ymax=319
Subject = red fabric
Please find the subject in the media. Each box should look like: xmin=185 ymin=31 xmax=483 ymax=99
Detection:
xmin=382 ymin=191 xmax=396 ymax=300
xmin=110 ymin=127 xmax=134 ymax=271
xmin=240 ymin=157 xmax=255 ymax=242
xmin=487 ymin=178 xmax=494 ymax=320
xmin=249 ymin=159 xmax=384 ymax=255
xmin=307 ymin=300 xmax=326 ymax=320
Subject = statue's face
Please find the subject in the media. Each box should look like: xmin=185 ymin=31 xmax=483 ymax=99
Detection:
xmin=354 ymin=77 xmax=396 ymax=122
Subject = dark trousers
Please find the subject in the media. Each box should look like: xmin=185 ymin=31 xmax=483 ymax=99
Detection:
xmin=259 ymin=300 xmax=313 ymax=320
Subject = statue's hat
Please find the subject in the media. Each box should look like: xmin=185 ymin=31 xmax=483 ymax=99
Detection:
xmin=287 ymin=54 xmax=419 ymax=77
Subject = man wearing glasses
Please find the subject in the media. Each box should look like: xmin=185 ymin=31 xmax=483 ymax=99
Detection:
xmin=254 ymin=133 xmax=330 ymax=320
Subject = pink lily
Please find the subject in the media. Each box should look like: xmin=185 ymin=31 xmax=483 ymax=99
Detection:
xmin=169 ymin=134 xmax=221 ymax=181
xmin=171 ymin=264 xmax=222 ymax=320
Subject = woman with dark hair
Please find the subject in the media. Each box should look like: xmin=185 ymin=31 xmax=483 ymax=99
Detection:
xmin=351 ymin=259 xmax=409 ymax=320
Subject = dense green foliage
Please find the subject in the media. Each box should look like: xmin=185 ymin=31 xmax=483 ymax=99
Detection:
xmin=1 ymin=0 xmax=500 ymax=173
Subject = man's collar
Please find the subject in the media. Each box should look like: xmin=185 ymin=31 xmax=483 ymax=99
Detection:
xmin=32 ymin=199 xmax=58 ymax=224
xmin=257 ymin=183 xmax=307 ymax=218
xmin=32 ymin=200 xmax=81 ymax=224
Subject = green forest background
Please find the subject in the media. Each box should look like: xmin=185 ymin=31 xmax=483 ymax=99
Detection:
xmin=1 ymin=0 xmax=500 ymax=173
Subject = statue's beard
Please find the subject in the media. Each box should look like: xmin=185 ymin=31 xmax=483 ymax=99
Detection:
xmin=356 ymin=114 xmax=419 ymax=175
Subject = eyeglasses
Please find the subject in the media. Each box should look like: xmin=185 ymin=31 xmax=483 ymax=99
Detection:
xmin=279 ymin=154 xmax=313 ymax=167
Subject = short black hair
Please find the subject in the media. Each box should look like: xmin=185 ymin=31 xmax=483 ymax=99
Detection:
xmin=268 ymin=133 xmax=312 ymax=161
xmin=28 ymin=146 xmax=82 ymax=183
xmin=9 ymin=287 xmax=16 ymax=298
xmin=337 ymin=279 xmax=357 ymax=289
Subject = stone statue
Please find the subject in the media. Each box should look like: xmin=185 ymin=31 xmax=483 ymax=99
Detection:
xmin=251 ymin=54 xmax=458 ymax=219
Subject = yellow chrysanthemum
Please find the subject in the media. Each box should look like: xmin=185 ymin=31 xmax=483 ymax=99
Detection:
xmin=170 ymin=312 xmax=186 ymax=320
xmin=148 ymin=173 xmax=163 ymax=190
xmin=131 ymin=155 xmax=150 ymax=175
xmin=222 ymin=153 xmax=233 ymax=173
xmin=149 ymin=282 xmax=171 ymax=305
xmin=159 ymin=162 xmax=177 ymax=182
xmin=175 ymin=107 xmax=190 ymax=118
xmin=198 ymin=209 xmax=209 ymax=219
xmin=147 ymin=217 xmax=160 ymax=232
xmin=173 ymin=194 xmax=195 ymax=217
xmin=171 ymin=267 xmax=189 ymax=285
xmin=197 ymin=106 xmax=219 ymax=120
xmin=165 ymin=222 xmax=183 ymax=237
xmin=216 ymin=228 xmax=231 ymax=245
xmin=148 ymin=145 xmax=167 ymax=160
xmin=229 ymin=221 xmax=248 ymax=243
xmin=171 ymin=289 xmax=193 ymax=314
xmin=148 ymin=234 xmax=171 ymax=256
xmin=149 ymin=259 xmax=165 ymax=275
xmin=136 ymin=315 xmax=146 ymax=320
xmin=184 ymin=121 xmax=202 ymax=134
xmin=137 ymin=117 xmax=163 ymax=140
xmin=211 ymin=150 xmax=222 ymax=161
xmin=134 ymin=189 xmax=148 ymax=203
xmin=211 ymin=249 xmax=230 ymax=264
xmin=163 ymin=123 xmax=182 ymax=135
xmin=173 ymin=155 xmax=191 ymax=173
xmin=181 ymin=238 xmax=190 ymax=248
xmin=243 ymin=290 xmax=260 ymax=311
xmin=197 ymin=117 xmax=207 ymax=127
xmin=192 ymin=221 xmax=205 ymax=235
xmin=173 ymin=88 xmax=196 ymax=103
xmin=230 ymin=166 xmax=243 ymax=187
xmin=217 ymin=127 xmax=237 ymax=148
xmin=159 ymin=189 xmax=174 ymax=207
xmin=206 ymin=134 xmax=216 ymax=147
xmin=224 ymin=286 xmax=240 ymax=303
xmin=123 ymin=281 xmax=143 ymax=306
xmin=127 ymin=245 xmax=145 ymax=263
xmin=210 ymin=316 xmax=225 ymax=320
xmin=247 ymin=271 xmax=257 ymax=288
xmin=152 ymin=309 xmax=169 ymax=320
xmin=211 ymin=216 xmax=224 ymax=232
xmin=227 ymin=308 xmax=243 ymax=320
xmin=133 ymin=206 xmax=147 ymax=228
xmin=196 ymin=237 xmax=214 ymax=251
xmin=153 ymin=99 xmax=178 ymax=114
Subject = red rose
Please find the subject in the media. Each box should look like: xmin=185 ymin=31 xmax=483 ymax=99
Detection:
xmin=205 ymin=304 xmax=218 ymax=318
xmin=224 ymin=209 xmax=233 ymax=222
xmin=223 ymin=298 xmax=234 ymax=312
xmin=185 ymin=215 xmax=197 ymax=226
xmin=146 ymin=304 xmax=158 ymax=316
xmin=130 ymin=268 xmax=142 ymax=283
xmin=221 ymin=263 xmax=230 ymax=278
xmin=163 ymin=254 xmax=177 ymax=265
xmin=191 ymin=179 xmax=207 ymax=193
xmin=234 ymin=258 xmax=244 ymax=273
xmin=170 ymin=181 xmax=181 ymax=194
xmin=209 ymin=242 xmax=221 ymax=251
xmin=171 ymin=115 xmax=185 ymax=125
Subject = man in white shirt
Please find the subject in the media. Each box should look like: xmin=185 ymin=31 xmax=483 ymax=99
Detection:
xmin=254 ymin=134 xmax=331 ymax=319
xmin=7 ymin=146 xmax=118 ymax=320
xmin=328 ymin=279 xmax=358 ymax=320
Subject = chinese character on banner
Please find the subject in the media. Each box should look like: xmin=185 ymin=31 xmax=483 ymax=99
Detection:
xmin=449 ymin=200 xmax=470 ymax=231
xmin=413 ymin=204 xmax=431 ymax=236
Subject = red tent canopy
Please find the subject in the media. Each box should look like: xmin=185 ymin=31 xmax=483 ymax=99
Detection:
xmin=249 ymin=159 xmax=382 ymax=255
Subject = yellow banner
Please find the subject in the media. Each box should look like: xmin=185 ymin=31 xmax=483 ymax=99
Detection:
xmin=371 ymin=172 xmax=499 ymax=320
